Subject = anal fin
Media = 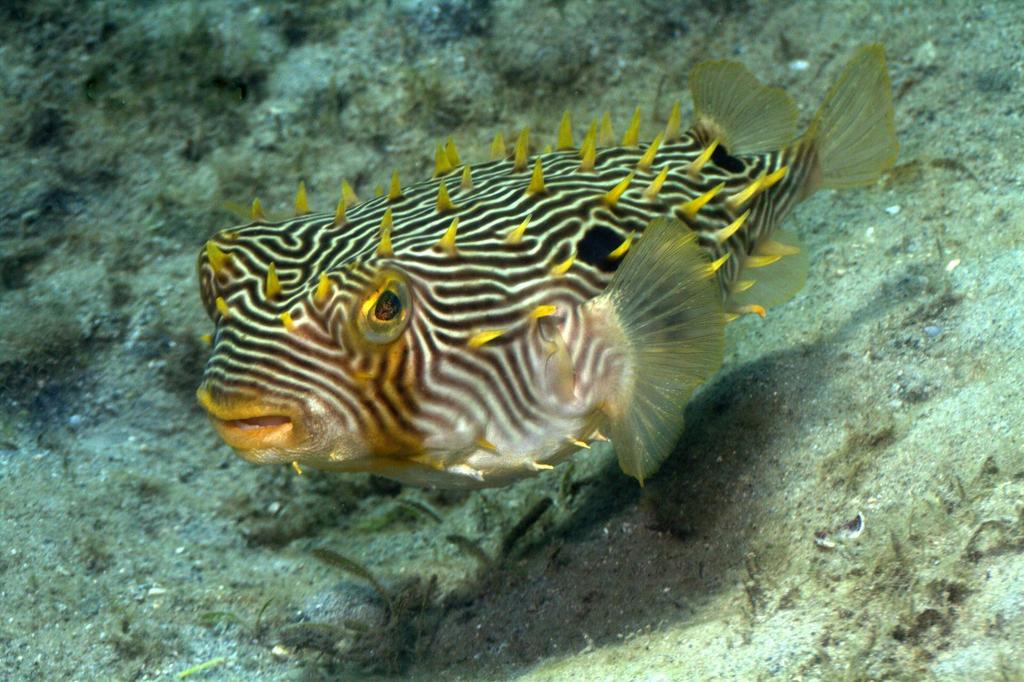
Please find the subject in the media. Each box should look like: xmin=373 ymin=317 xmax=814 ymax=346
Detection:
xmin=730 ymin=228 xmax=809 ymax=311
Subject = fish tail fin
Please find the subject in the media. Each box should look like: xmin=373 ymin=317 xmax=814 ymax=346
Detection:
xmin=689 ymin=59 xmax=799 ymax=155
xmin=802 ymin=44 xmax=899 ymax=192
xmin=586 ymin=219 xmax=726 ymax=485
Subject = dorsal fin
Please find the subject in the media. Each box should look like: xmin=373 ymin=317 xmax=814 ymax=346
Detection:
xmin=689 ymin=60 xmax=798 ymax=155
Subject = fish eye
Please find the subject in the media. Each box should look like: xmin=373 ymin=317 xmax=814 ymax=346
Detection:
xmin=373 ymin=290 xmax=402 ymax=322
xmin=357 ymin=273 xmax=410 ymax=344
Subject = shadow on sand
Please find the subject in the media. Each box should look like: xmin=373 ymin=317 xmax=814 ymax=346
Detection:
xmin=414 ymin=328 xmax=842 ymax=676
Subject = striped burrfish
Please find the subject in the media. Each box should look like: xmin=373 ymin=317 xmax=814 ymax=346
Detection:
xmin=196 ymin=45 xmax=897 ymax=488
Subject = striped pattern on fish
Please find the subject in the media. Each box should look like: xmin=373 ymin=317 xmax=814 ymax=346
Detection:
xmin=196 ymin=45 xmax=897 ymax=488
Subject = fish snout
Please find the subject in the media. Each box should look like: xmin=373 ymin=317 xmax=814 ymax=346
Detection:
xmin=196 ymin=383 xmax=305 ymax=459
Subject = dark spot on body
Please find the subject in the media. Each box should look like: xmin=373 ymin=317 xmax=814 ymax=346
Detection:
xmin=577 ymin=225 xmax=624 ymax=273
xmin=711 ymin=142 xmax=745 ymax=173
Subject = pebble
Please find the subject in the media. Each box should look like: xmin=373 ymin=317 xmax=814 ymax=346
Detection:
xmin=914 ymin=40 xmax=938 ymax=68
xmin=789 ymin=59 xmax=809 ymax=71
xmin=885 ymin=204 xmax=901 ymax=216
xmin=924 ymin=325 xmax=941 ymax=338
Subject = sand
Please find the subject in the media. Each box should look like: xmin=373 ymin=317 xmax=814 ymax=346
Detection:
xmin=1 ymin=0 xmax=1021 ymax=679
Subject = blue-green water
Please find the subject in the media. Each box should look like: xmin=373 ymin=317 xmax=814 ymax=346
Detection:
xmin=1 ymin=1 xmax=1022 ymax=679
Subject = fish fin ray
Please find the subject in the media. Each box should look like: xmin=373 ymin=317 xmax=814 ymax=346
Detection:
xmin=587 ymin=218 xmax=726 ymax=484
xmin=804 ymin=44 xmax=899 ymax=191
xmin=732 ymin=228 xmax=809 ymax=309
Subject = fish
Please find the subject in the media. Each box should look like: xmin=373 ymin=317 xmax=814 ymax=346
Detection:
xmin=195 ymin=45 xmax=897 ymax=488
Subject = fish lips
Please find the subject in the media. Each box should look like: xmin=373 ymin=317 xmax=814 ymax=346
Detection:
xmin=196 ymin=384 xmax=305 ymax=460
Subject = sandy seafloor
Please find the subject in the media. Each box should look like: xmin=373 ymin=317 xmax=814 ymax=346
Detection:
xmin=1 ymin=0 xmax=1022 ymax=679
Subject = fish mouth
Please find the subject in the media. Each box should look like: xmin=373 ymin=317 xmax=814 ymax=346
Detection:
xmin=196 ymin=385 xmax=303 ymax=457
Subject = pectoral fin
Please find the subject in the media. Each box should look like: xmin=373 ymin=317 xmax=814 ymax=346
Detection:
xmin=584 ymin=218 xmax=726 ymax=484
